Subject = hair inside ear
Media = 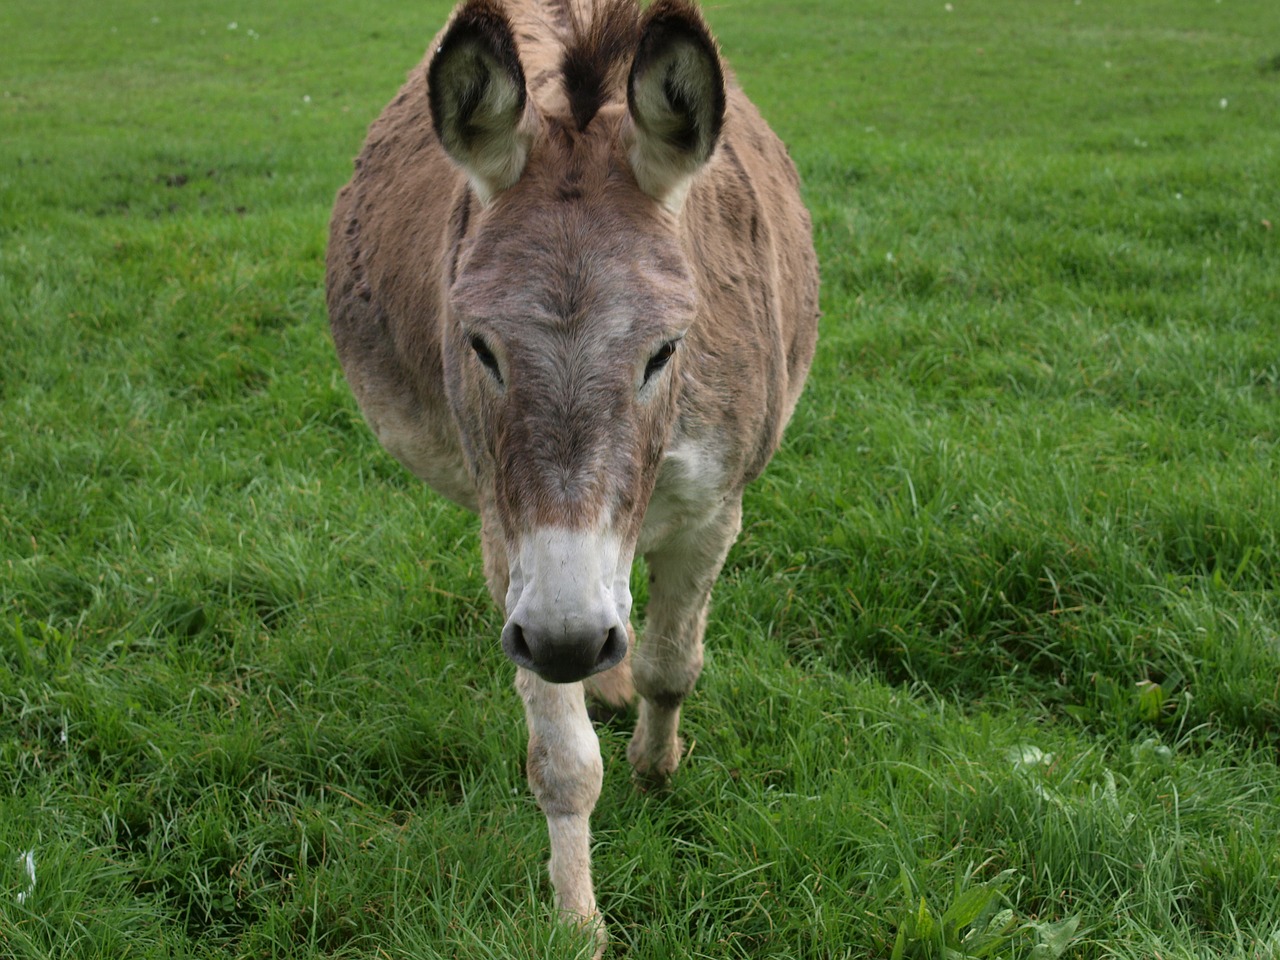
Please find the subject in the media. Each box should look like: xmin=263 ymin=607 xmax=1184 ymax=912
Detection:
xmin=626 ymin=0 xmax=726 ymax=209
xmin=428 ymin=1 xmax=535 ymax=202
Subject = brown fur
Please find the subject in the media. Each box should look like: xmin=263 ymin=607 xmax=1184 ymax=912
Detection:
xmin=328 ymin=0 xmax=816 ymax=518
xmin=326 ymin=0 xmax=818 ymax=944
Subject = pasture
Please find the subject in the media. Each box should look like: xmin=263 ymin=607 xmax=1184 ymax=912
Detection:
xmin=2 ymin=0 xmax=1278 ymax=956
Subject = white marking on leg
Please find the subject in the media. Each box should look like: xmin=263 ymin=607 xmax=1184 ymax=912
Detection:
xmin=515 ymin=668 xmax=603 ymax=926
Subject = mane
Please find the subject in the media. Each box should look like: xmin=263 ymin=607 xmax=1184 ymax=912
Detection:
xmin=557 ymin=0 xmax=642 ymax=131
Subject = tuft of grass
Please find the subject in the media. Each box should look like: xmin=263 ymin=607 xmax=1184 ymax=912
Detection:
xmin=3 ymin=0 xmax=1280 ymax=957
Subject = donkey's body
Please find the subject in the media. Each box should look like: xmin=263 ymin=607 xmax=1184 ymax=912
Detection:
xmin=327 ymin=0 xmax=817 ymax=947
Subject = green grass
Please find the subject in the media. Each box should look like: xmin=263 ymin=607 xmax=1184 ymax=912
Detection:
xmin=3 ymin=0 xmax=1279 ymax=957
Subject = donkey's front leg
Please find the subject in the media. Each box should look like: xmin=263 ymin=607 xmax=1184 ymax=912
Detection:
xmin=630 ymin=501 xmax=743 ymax=782
xmin=515 ymin=667 xmax=605 ymax=947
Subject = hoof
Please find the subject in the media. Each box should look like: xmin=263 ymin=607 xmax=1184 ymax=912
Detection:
xmin=627 ymin=734 xmax=683 ymax=788
xmin=566 ymin=909 xmax=608 ymax=959
xmin=586 ymin=698 xmax=630 ymax=726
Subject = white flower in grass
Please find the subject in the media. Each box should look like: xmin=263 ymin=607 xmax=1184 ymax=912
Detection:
xmin=228 ymin=21 xmax=237 ymax=30
xmin=15 ymin=850 xmax=35 ymax=904
xmin=1219 ymin=98 xmax=1228 ymax=109
xmin=1008 ymin=743 xmax=1053 ymax=771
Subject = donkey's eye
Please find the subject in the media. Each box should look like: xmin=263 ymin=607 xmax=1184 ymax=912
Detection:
xmin=469 ymin=335 xmax=503 ymax=385
xmin=643 ymin=340 xmax=678 ymax=385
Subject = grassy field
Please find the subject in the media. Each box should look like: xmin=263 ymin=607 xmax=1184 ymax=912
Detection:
xmin=3 ymin=0 xmax=1279 ymax=956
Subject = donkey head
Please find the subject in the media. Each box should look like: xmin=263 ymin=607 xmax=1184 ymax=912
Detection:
xmin=426 ymin=0 xmax=725 ymax=683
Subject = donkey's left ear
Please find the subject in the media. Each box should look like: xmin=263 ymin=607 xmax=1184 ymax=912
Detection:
xmin=626 ymin=0 xmax=726 ymax=212
xmin=428 ymin=0 xmax=538 ymax=204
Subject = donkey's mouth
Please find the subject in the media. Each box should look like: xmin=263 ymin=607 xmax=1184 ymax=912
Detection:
xmin=502 ymin=619 xmax=628 ymax=683
xmin=501 ymin=525 xmax=634 ymax=683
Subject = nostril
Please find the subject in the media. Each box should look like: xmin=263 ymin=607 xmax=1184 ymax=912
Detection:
xmin=502 ymin=621 xmax=534 ymax=667
xmin=501 ymin=616 xmax=626 ymax=681
xmin=595 ymin=624 xmax=627 ymax=671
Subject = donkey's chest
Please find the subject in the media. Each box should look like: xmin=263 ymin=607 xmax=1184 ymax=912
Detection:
xmin=637 ymin=437 xmax=728 ymax=555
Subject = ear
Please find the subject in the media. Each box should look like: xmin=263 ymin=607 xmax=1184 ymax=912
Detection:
xmin=428 ymin=0 xmax=536 ymax=204
xmin=626 ymin=0 xmax=726 ymax=211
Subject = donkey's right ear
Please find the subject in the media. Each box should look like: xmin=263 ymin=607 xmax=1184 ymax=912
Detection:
xmin=428 ymin=1 xmax=536 ymax=204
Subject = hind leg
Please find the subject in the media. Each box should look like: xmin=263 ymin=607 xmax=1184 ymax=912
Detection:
xmin=628 ymin=500 xmax=742 ymax=782
xmin=582 ymin=624 xmax=635 ymax=720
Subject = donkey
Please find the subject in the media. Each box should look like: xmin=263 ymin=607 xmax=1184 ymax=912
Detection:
xmin=326 ymin=0 xmax=817 ymax=947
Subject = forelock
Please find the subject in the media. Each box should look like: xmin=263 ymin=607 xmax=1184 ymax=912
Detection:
xmin=559 ymin=0 xmax=641 ymax=131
